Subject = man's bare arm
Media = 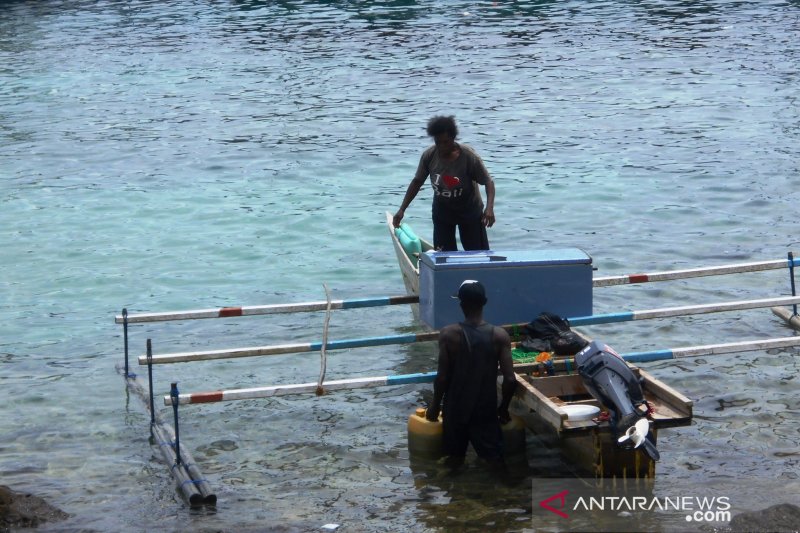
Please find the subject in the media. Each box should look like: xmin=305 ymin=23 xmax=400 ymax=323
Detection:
xmin=496 ymin=327 xmax=517 ymax=423
xmin=427 ymin=326 xmax=457 ymax=421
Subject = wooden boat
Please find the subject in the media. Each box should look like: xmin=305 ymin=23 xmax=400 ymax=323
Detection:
xmin=385 ymin=211 xmax=433 ymax=295
xmin=386 ymin=213 xmax=693 ymax=478
xmin=508 ymin=359 xmax=693 ymax=479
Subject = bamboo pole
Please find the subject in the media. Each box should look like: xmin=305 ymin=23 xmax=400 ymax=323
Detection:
xmin=117 ymin=364 xmax=217 ymax=505
xmin=118 ymin=363 xmax=165 ymax=424
xmin=137 ymin=331 xmax=439 ymax=365
xmin=164 ymin=371 xmax=438 ymax=405
xmin=115 ymin=295 xmax=419 ymax=324
xmin=772 ymin=306 xmax=800 ymax=331
xmin=593 ymin=256 xmax=800 ymax=287
xmin=151 ymin=423 xmax=204 ymax=506
xmin=569 ymin=295 xmax=800 ymax=326
xmin=159 ymin=417 xmax=216 ymax=505
xmin=163 ymin=335 xmax=800 ymax=405
xmin=116 ymin=255 xmax=800 ymax=325
xmin=138 ymin=295 xmax=800 ymax=366
xmin=622 ymin=335 xmax=800 ymax=363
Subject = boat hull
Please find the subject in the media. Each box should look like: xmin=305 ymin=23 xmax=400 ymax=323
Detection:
xmin=386 ymin=211 xmax=433 ymax=295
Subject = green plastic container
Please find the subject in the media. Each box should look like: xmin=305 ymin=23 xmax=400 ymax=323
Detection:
xmin=395 ymin=223 xmax=422 ymax=267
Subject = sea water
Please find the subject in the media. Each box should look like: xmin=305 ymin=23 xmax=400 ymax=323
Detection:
xmin=1 ymin=1 xmax=799 ymax=531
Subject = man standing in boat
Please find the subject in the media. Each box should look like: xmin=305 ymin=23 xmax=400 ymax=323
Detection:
xmin=393 ymin=115 xmax=496 ymax=251
xmin=426 ymin=280 xmax=517 ymax=467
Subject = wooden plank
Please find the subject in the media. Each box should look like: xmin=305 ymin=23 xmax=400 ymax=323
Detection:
xmin=512 ymin=373 xmax=568 ymax=431
xmin=639 ymin=368 xmax=693 ymax=417
xmin=525 ymin=374 xmax=591 ymax=399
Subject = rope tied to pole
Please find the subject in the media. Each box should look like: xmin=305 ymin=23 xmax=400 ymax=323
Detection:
xmin=316 ymin=284 xmax=333 ymax=396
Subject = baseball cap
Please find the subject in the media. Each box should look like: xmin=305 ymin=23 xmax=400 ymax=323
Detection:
xmin=452 ymin=279 xmax=487 ymax=305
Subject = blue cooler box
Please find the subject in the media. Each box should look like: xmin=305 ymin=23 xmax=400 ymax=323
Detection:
xmin=419 ymin=249 xmax=592 ymax=329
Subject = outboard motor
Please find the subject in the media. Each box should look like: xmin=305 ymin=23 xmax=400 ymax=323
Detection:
xmin=575 ymin=341 xmax=660 ymax=461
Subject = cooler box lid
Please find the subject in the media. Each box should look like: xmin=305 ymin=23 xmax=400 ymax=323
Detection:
xmin=419 ymin=248 xmax=592 ymax=270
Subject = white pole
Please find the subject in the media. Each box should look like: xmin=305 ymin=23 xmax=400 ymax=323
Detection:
xmin=165 ymin=335 xmax=800 ymax=405
xmin=116 ymin=256 xmax=800 ymax=323
xmin=138 ymin=295 xmax=800 ymax=365
xmin=137 ymin=331 xmax=439 ymax=366
xmin=623 ymin=335 xmax=800 ymax=363
xmin=570 ymin=295 xmax=800 ymax=326
xmin=115 ymin=295 xmax=418 ymax=324
xmin=164 ymin=372 xmax=437 ymax=405
xmin=593 ymin=257 xmax=798 ymax=287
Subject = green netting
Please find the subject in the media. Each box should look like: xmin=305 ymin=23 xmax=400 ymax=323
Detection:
xmin=511 ymin=348 xmax=541 ymax=364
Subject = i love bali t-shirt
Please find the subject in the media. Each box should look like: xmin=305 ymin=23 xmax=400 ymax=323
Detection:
xmin=412 ymin=143 xmax=491 ymax=211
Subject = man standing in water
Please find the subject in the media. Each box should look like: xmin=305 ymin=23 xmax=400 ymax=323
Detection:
xmin=393 ymin=115 xmax=496 ymax=251
xmin=426 ymin=280 xmax=517 ymax=467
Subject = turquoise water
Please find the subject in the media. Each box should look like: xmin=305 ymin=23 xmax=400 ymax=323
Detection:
xmin=2 ymin=1 xmax=799 ymax=531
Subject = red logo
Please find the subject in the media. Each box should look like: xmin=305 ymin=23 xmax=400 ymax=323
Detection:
xmin=442 ymin=175 xmax=460 ymax=188
xmin=540 ymin=490 xmax=569 ymax=519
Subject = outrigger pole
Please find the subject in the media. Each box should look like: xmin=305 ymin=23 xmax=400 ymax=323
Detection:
xmin=116 ymin=295 xmax=419 ymax=324
xmin=569 ymin=295 xmax=800 ymax=326
xmin=117 ymin=255 xmax=800 ymax=369
xmin=592 ymin=256 xmax=800 ymax=287
xmin=773 ymin=306 xmax=800 ymax=330
xmin=164 ymin=335 xmax=800 ymax=406
xmin=166 ymin=371 xmax=438 ymax=405
xmin=622 ymin=335 xmax=800 ymax=363
xmin=770 ymin=252 xmax=800 ymax=331
xmin=120 ymin=340 xmax=216 ymax=506
xmin=137 ymin=295 xmax=800 ymax=366
xmin=115 ymin=255 xmax=800 ymax=326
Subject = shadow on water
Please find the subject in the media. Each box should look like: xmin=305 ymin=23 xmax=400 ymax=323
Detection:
xmin=409 ymin=452 xmax=535 ymax=532
xmin=405 ymin=422 xmax=591 ymax=531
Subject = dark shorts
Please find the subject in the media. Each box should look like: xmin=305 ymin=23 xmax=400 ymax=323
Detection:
xmin=432 ymin=202 xmax=489 ymax=251
xmin=443 ymin=417 xmax=503 ymax=460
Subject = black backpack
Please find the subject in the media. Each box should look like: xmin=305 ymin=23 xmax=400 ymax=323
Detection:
xmin=524 ymin=312 xmax=588 ymax=355
xmin=524 ymin=312 xmax=571 ymax=340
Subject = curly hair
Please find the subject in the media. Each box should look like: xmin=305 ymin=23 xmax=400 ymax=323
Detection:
xmin=426 ymin=115 xmax=458 ymax=139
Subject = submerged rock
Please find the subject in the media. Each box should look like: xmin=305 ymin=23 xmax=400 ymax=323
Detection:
xmin=0 ymin=485 xmax=68 ymax=531
xmin=729 ymin=503 xmax=800 ymax=533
